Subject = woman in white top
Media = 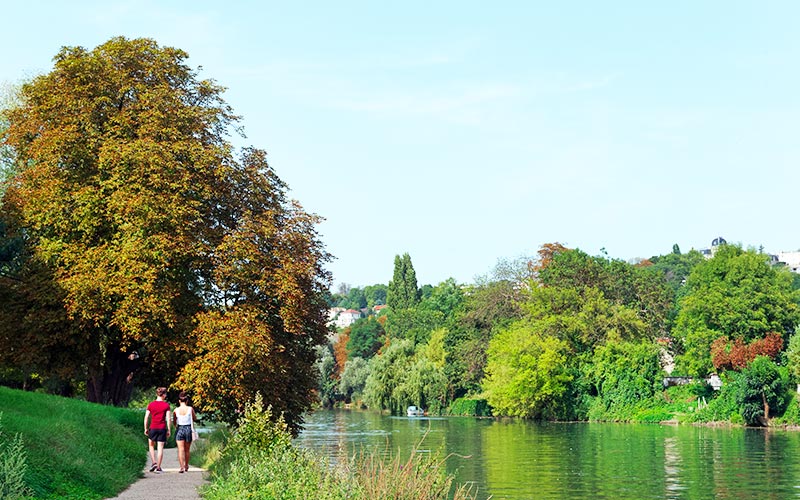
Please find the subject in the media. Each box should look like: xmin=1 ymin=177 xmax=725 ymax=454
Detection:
xmin=172 ymin=391 xmax=196 ymax=473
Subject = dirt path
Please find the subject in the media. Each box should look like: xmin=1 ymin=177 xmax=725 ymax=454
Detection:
xmin=108 ymin=446 xmax=208 ymax=499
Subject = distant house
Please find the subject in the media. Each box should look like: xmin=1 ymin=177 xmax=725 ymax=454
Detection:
xmin=662 ymin=374 xmax=723 ymax=391
xmin=699 ymin=236 xmax=727 ymax=259
xmin=327 ymin=307 xmax=345 ymax=323
xmin=693 ymin=236 xmax=800 ymax=274
xmin=775 ymin=251 xmax=800 ymax=273
xmin=373 ymin=304 xmax=388 ymax=316
xmin=333 ymin=309 xmax=362 ymax=329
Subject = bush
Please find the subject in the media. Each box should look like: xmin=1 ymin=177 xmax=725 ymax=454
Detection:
xmin=585 ymin=340 xmax=663 ymax=416
xmin=448 ymin=398 xmax=492 ymax=417
xmin=233 ymin=393 xmax=292 ymax=452
xmin=735 ymin=357 xmax=790 ymax=425
xmin=690 ymin=373 xmax=741 ymax=423
xmin=633 ymin=408 xmax=674 ymax=423
xmin=773 ymin=392 xmax=800 ymax=425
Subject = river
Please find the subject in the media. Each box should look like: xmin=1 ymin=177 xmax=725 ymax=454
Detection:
xmin=296 ymin=409 xmax=800 ymax=499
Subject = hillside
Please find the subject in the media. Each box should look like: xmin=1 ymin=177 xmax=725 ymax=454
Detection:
xmin=0 ymin=386 xmax=143 ymax=499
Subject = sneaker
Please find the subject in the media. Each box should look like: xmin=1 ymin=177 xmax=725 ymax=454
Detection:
xmin=179 ymin=468 xmax=185 ymax=473
xmin=156 ymin=467 xmax=163 ymax=474
xmin=149 ymin=464 xmax=158 ymax=472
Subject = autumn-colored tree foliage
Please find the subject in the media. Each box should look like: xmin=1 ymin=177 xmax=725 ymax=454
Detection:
xmin=332 ymin=329 xmax=350 ymax=378
xmin=531 ymin=242 xmax=569 ymax=275
xmin=0 ymin=37 xmax=330 ymax=432
xmin=711 ymin=332 xmax=784 ymax=372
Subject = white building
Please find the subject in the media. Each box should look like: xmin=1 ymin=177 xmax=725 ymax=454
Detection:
xmin=333 ymin=309 xmax=362 ymax=329
xmin=327 ymin=307 xmax=345 ymax=323
xmin=776 ymin=251 xmax=800 ymax=273
xmin=699 ymin=236 xmax=727 ymax=258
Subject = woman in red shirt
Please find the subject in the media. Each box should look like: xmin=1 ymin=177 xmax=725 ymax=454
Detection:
xmin=144 ymin=387 xmax=171 ymax=473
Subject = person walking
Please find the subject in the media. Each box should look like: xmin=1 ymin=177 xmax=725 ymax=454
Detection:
xmin=144 ymin=387 xmax=171 ymax=473
xmin=172 ymin=391 xmax=196 ymax=473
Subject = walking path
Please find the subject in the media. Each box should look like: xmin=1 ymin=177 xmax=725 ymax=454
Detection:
xmin=109 ymin=446 xmax=208 ymax=499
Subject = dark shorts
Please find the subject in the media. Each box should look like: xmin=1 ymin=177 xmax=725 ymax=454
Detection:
xmin=148 ymin=428 xmax=167 ymax=443
xmin=175 ymin=425 xmax=193 ymax=443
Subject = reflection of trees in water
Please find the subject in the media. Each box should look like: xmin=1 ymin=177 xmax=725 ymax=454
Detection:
xmin=300 ymin=411 xmax=800 ymax=499
xmin=663 ymin=436 xmax=683 ymax=498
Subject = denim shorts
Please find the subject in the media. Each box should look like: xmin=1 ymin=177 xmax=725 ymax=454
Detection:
xmin=175 ymin=425 xmax=193 ymax=442
xmin=148 ymin=428 xmax=167 ymax=443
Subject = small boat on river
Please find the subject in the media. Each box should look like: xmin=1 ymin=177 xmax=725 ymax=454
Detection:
xmin=407 ymin=405 xmax=425 ymax=417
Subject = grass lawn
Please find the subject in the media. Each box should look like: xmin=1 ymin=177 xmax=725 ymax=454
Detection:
xmin=0 ymin=386 xmax=145 ymax=499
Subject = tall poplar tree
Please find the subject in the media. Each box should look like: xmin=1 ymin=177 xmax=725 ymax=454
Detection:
xmin=0 ymin=37 xmax=330 ymax=431
xmin=387 ymin=253 xmax=419 ymax=310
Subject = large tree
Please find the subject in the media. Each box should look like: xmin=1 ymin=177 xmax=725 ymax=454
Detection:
xmin=483 ymin=246 xmax=667 ymax=419
xmin=0 ymin=38 xmax=330 ymax=430
xmin=346 ymin=317 xmax=384 ymax=359
xmin=537 ymin=247 xmax=672 ymax=339
xmin=363 ymin=283 xmax=387 ymax=307
xmin=484 ymin=322 xmax=573 ymax=419
xmin=674 ymin=245 xmax=799 ymax=377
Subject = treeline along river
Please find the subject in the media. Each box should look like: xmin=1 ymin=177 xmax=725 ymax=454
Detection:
xmin=296 ymin=410 xmax=800 ymax=499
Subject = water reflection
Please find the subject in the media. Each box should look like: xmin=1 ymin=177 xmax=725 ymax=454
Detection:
xmin=296 ymin=410 xmax=800 ymax=499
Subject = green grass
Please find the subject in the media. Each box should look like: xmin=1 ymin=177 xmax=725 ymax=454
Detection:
xmin=0 ymin=386 xmax=145 ymax=499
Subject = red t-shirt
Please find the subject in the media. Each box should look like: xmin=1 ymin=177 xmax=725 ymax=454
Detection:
xmin=147 ymin=400 xmax=170 ymax=430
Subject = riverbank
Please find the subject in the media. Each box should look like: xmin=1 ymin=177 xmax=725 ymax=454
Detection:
xmin=199 ymin=394 xmax=477 ymax=500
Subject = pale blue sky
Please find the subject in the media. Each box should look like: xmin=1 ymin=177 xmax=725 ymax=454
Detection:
xmin=3 ymin=2 xmax=799 ymax=288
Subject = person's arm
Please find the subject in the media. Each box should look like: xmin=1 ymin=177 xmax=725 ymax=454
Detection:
xmin=144 ymin=409 xmax=151 ymax=436
xmin=191 ymin=407 xmax=196 ymax=422
xmin=166 ymin=408 xmax=171 ymax=437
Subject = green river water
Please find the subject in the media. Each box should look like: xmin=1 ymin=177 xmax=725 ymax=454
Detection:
xmin=296 ymin=409 xmax=800 ymax=499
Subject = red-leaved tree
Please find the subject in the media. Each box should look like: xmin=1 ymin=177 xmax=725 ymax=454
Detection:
xmin=711 ymin=332 xmax=784 ymax=372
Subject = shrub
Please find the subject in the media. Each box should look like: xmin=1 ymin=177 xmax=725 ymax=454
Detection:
xmin=448 ymin=398 xmax=492 ymax=416
xmin=634 ymin=408 xmax=673 ymax=423
xmin=585 ymin=340 xmax=663 ymax=416
xmin=735 ymin=357 xmax=789 ymax=425
xmin=224 ymin=393 xmax=291 ymax=458
xmin=772 ymin=392 xmax=800 ymax=425
xmin=690 ymin=373 xmax=741 ymax=423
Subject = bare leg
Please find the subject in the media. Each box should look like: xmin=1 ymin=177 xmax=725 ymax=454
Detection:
xmin=185 ymin=439 xmax=191 ymax=470
xmin=148 ymin=439 xmax=157 ymax=466
xmin=156 ymin=440 xmax=166 ymax=469
xmin=176 ymin=440 xmax=186 ymax=470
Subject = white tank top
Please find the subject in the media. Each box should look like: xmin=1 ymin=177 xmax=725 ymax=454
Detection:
xmin=175 ymin=407 xmax=193 ymax=426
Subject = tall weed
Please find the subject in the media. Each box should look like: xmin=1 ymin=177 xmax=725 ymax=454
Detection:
xmin=204 ymin=395 xmax=476 ymax=499
xmin=350 ymin=434 xmax=475 ymax=500
xmin=0 ymin=413 xmax=31 ymax=499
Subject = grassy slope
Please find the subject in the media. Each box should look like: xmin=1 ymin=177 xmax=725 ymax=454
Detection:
xmin=0 ymin=386 xmax=144 ymax=499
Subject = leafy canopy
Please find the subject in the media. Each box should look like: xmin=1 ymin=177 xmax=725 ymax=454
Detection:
xmin=674 ymin=245 xmax=800 ymax=377
xmin=0 ymin=37 xmax=330 ymax=431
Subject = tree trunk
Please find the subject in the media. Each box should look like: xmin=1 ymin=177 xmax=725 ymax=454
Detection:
xmin=86 ymin=341 xmax=140 ymax=406
xmin=762 ymin=391 xmax=770 ymax=424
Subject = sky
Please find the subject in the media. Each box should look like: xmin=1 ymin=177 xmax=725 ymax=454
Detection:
xmin=2 ymin=2 xmax=799 ymax=288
